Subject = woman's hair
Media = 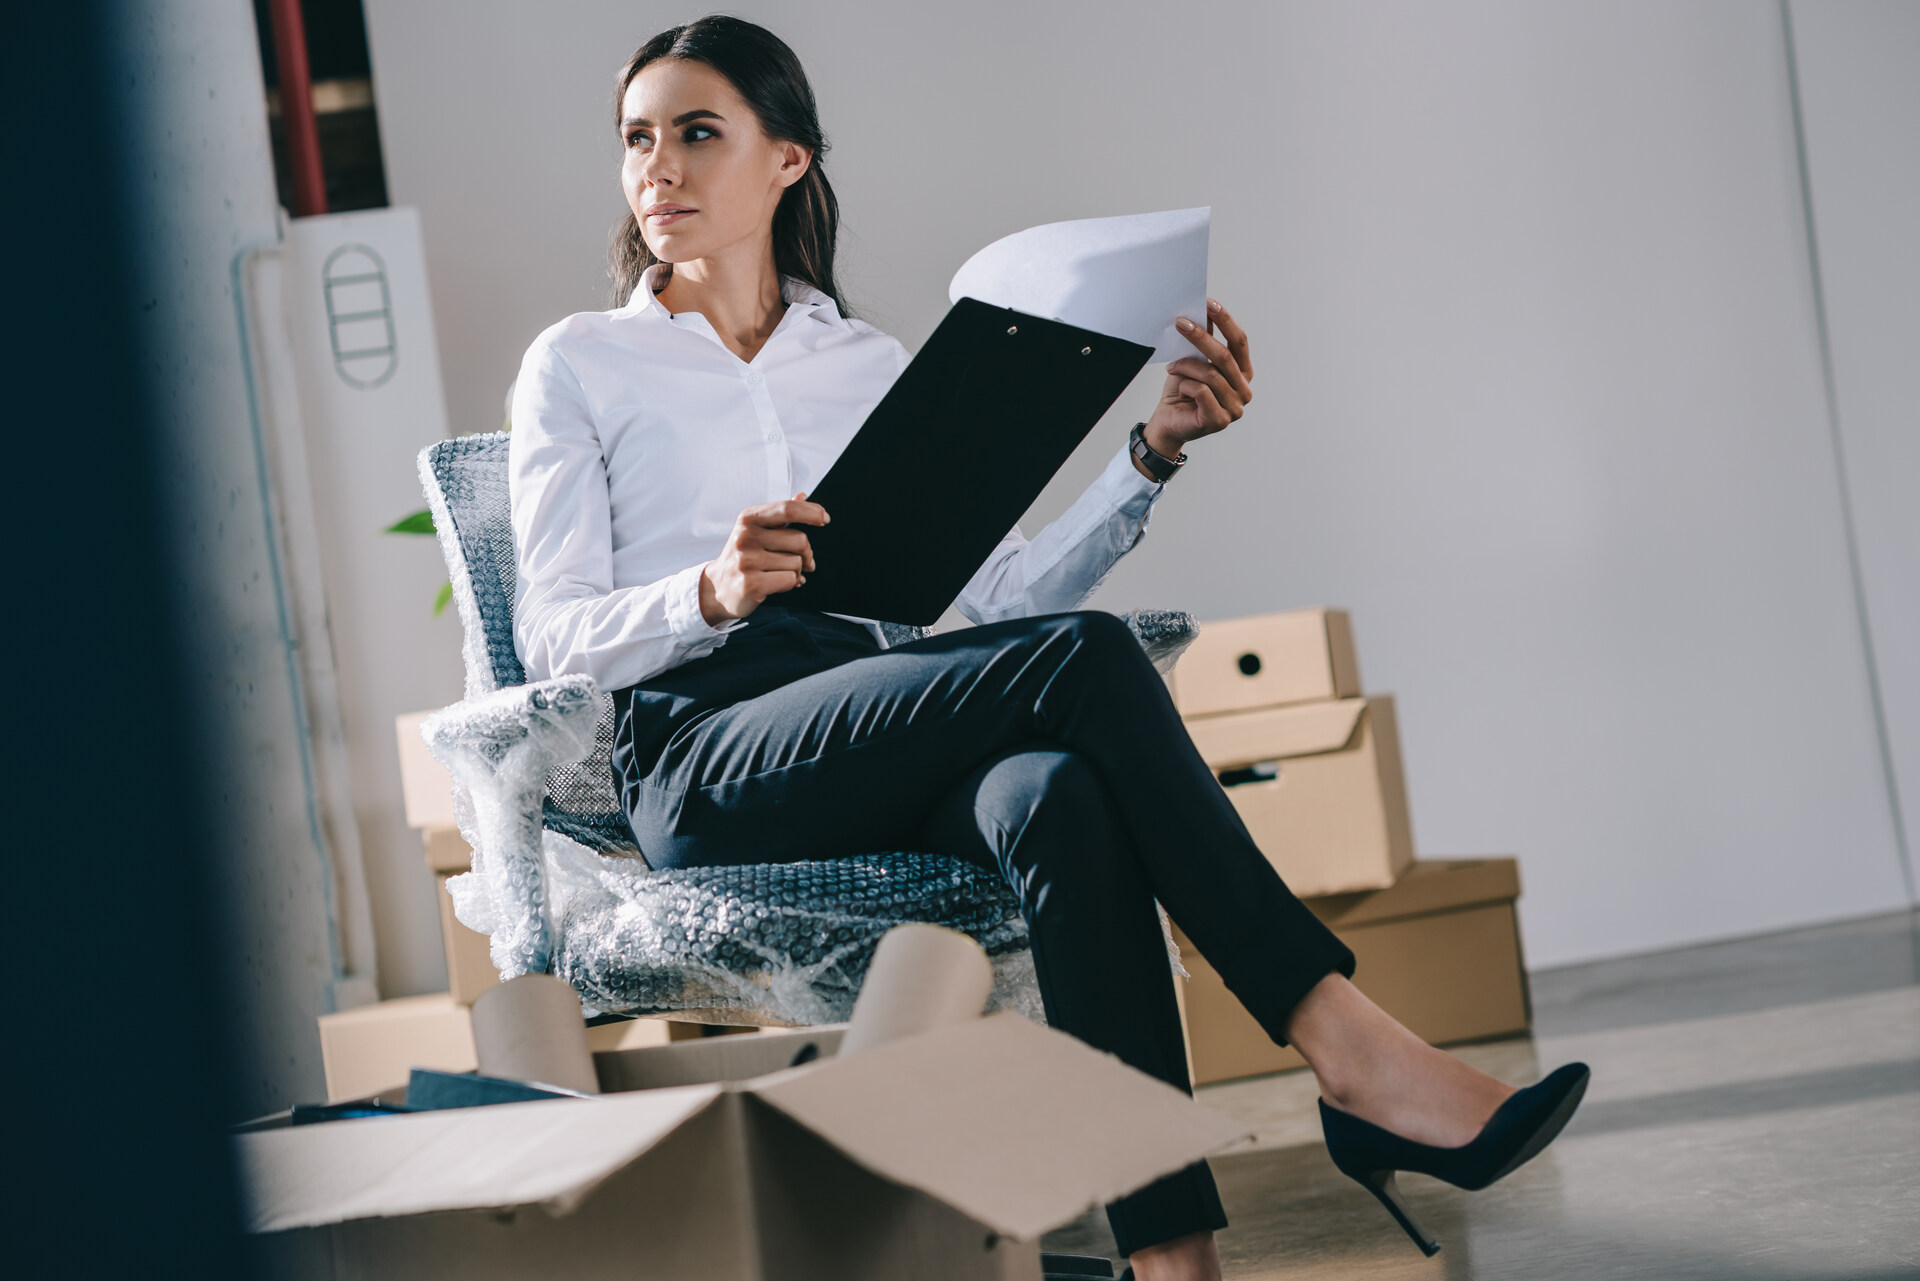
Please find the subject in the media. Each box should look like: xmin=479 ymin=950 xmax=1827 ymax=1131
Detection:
xmin=609 ymin=14 xmax=852 ymax=317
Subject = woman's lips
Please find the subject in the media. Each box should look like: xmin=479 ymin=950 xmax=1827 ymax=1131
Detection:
xmin=647 ymin=209 xmax=697 ymax=226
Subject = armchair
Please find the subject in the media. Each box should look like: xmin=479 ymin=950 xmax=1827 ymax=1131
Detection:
xmin=415 ymin=431 xmax=1197 ymax=1026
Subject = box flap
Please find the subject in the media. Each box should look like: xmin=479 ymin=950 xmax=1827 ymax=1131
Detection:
xmin=1184 ymin=698 xmax=1369 ymax=769
xmin=748 ymin=1012 xmax=1249 ymax=1241
xmin=233 ymin=1084 xmax=724 ymax=1233
xmin=595 ymin=1027 xmax=844 ymax=1093
xmin=1310 ymin=857 xmax=1521 ymax=929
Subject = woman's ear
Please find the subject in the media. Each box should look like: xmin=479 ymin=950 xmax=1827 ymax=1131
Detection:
xmin=775 ymin=140 xmax=814 ymax=189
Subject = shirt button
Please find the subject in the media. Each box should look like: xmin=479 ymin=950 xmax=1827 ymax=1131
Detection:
xmin=766 ymin=430 xmax=782 ymax=443
xmin=745 ymin=369 xmax=764 ymax=386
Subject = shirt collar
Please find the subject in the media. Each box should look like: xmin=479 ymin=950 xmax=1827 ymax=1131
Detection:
xmin=624 ymin=262 xmax=843 ymax=327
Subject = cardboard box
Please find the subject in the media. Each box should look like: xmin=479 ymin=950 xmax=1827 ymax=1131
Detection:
xmin=437 ymin=872 xmax=501 ymax=1004
xmin=318 ymin=994 xmax=689 ymax=1102
xmin=395 ymin=709 xmax=457 ymax=830
xmin=1186 ymin=695 xmax=1414 ymax=897
xmin=1173 ymin=859 xmax=1530 ymax=1085
xmin=244 ymin=1013 xmax=1251 ymax=1280
xmin=1169 ymin=608 xmax=1361 ymax=717
xmin=422 ymin=825 xmax=471 ymax=872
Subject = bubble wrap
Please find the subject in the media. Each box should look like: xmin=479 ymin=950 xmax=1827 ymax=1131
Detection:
xmin=422 ymin=675 xmax=600 ymax=979
xmin=1123 ymin=608 xmax=1202 ymax=674
xmin=542 ymin=837 xmax=1033 ymax=1025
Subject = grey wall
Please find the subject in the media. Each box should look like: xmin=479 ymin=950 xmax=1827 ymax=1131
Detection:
xmin=116 ymin=0 xmax=342 ymax=1115
xmin=362 ymin=0 xmax=1915 ymax=967
xmin=1790 ymin=0 xmax=1920 ymax=905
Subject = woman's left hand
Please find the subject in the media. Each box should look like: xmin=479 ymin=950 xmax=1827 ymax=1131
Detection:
xmin=1140 ymin=297 xmax=1253 ymax=464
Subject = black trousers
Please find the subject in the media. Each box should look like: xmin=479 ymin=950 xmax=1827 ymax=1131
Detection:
xmin=611 ymin=606 xmax=1356 ymax=1256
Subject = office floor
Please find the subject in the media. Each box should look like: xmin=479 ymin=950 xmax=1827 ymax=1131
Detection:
xmin=1040 ymin=909 xmax=1920 ymax=1279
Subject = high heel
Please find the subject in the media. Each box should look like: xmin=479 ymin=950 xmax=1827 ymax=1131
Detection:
xmin=1318 ymin=1062 xmax=1591 ymax=1256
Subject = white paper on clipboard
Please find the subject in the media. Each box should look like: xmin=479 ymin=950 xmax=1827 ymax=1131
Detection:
xmin=947 ymin=207 xmax=1210 ymax=363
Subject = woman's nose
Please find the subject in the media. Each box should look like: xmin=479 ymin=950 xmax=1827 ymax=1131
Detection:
xmin=641 ymin=147 xmax=679 ymax=188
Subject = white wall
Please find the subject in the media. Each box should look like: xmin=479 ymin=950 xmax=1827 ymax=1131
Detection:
xmin=1790 ymin=0 xmax=1920 ymax=903
xmin=362 ymin=0 xmax=1915 ymax=967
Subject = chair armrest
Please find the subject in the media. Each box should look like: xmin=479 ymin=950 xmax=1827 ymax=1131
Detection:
xmin=419 ymin=675 xmax=600 ymax=979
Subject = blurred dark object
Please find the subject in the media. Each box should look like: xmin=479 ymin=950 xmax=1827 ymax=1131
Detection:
xmin=1 ymin=2 xmax=253 ymax=1275
xmin=403 ymin=1068 xmax=592 ymax=1112
xmin=254 ymin=0 xmax=389 ymax=213
xmin=290 ymin=1100 xmax=419 ymax=1125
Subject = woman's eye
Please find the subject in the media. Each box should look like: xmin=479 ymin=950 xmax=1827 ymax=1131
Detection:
xmin=625 ymin=127 xmax=711 ymax=149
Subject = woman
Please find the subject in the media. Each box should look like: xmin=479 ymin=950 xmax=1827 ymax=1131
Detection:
xmin=509 ymin=16 xmax=1586 ymax=1280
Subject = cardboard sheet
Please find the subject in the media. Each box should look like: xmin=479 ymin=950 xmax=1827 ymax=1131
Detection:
xmin=470 ymin=975 xmax=598 ymax=1095
xmin=948 ymin=207 xmax=1210 ymax=362
xmin=839 ymin=924 xmax=992 ymax=1056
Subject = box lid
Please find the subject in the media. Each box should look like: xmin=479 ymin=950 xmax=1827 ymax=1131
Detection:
xmin=747 ymin=1012 xmax=1249 ymax=1241
xmin=233 ymin=1085 xmax=725 ymax=1233
xmin=1183 ymin=698 xmax=1369 ymax=769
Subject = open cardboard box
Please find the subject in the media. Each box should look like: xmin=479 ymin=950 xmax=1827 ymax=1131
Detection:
xmin=242 ymin=1013 xmax=1249 ymax=1279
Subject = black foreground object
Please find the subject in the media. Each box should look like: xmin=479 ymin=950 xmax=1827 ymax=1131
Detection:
xmin=1318 ymin=1062 xmax=1592 ymax=1256
xmin=1040 ymin=1254 xmax=1116 ymax=1278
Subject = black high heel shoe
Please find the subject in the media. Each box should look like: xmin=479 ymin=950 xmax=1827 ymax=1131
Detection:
xmin=1318 ymin=1062 xmax=1591 ymax=1257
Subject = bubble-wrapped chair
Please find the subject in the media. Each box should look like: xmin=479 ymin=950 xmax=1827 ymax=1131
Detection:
xmin=415 ymin=431 xmax=1199 ymax=1026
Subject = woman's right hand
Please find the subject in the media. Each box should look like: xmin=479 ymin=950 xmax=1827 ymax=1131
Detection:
xmin=698 ymin=493 xmax=828 ymax=625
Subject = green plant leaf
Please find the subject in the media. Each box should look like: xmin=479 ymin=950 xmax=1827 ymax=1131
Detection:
xmin=433 ymin=580 xmax=454 ymax=617
xmin=387 ymin=509 xmax=436 ymax=535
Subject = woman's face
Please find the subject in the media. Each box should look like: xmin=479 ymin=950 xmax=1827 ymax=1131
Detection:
xmin=620 ymin=59 xmax=810 ymax=268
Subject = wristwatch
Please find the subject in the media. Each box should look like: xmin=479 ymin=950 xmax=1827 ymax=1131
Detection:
xmin=1129 ymin=421 xmax=1187 ymax=483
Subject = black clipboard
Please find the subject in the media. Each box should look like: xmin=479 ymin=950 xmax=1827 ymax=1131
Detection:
xmin=787 ymin=297 xmax=1154 ymax=625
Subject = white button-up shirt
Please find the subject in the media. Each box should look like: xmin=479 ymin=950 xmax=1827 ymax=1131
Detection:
xmin=508 ymin=262 xmax=1168 ymax=691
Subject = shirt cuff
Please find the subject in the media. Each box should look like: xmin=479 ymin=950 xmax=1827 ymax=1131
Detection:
xmin=663 ymin=561 xmax=744 ymax=652
xmin=1100 ymin=441 xmax=1167 ymax=509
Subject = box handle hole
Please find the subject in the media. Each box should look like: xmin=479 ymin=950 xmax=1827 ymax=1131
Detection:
xmin=1218 ymin=761 xmax=1280 ymax=788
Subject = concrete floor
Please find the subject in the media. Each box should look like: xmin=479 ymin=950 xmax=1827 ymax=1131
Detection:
xmin=1041 ymin=909 xmax=1920 ymax=1279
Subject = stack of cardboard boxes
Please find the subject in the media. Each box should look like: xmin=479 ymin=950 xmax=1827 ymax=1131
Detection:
xmin=1165 ymin=608 xmax=1531 ymax=1085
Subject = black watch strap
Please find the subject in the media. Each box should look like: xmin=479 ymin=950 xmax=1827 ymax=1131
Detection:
xmin=1130 ymin=421 xmax=1186 ymax=483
